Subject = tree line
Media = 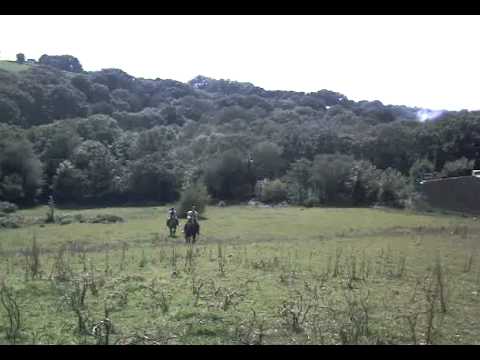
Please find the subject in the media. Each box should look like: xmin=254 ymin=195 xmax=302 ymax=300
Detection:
xmin=1 ymin=54 xmax=478 ymax=208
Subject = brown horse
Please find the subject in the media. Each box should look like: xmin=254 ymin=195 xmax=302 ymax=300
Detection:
xmin=184 ymin=220 xmax=200 ymax=244
xmin=166 ymin=217 xmax=179 ymax=237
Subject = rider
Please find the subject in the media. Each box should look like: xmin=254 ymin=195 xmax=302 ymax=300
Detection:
xmin=191 ymin=205 xmax=199 ymax=222
xmin=189 ymin=205 xmax=200 ymax=234
xmin=168 ymin=207 xmax=178 ymax=220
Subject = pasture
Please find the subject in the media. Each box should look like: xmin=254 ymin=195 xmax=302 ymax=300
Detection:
xmin=0 ymin=60 xmax=30 ymax=73
xmin=0 ymin=205 xmax=479 ymax=344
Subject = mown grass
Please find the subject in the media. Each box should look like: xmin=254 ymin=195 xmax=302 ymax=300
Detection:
xmin=0 ymin=205 xmax=479 ymax=344
xmin=0 ymin=60 xmax=31 ymax=73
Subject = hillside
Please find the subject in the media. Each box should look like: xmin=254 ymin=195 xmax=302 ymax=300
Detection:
xmin=1 ymin=54 xmax=480 ymax=208
xmin=0 ymin=60 xmax=31 ymax=73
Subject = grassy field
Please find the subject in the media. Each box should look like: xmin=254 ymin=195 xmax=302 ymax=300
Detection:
xmin=0 ymin=205 xmax=479 ymax=344
xmin=0 ymin=60 xmax=31 ymax=73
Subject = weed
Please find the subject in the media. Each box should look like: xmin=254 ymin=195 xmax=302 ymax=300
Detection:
xmin=279 ymin=291 xmax=313 ymax=333
xmin=0 ymin=281 xmax=22 ymax=343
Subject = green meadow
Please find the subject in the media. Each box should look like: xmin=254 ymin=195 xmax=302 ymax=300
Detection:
xmin=0 ymin=60 xmax=30 ymax=73
xmin=0 ymin=205 xmax=479 ymax=344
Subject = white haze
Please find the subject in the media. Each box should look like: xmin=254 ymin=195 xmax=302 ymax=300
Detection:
xmin=416 ymin=109 xmax=446 ymax=122
xmin=0 ymin=15 xmax=479 ymax=113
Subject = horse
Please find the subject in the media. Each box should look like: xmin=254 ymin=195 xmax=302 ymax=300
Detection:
xmin=184 ymin=220 xmax=200 ymax=244
xmin=166 ymin=217 xmax=179 ymax=237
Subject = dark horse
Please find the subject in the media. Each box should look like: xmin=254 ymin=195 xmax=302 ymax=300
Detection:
xmin=184 ymin=220 xmax=200 ymax=244
xmin=166 ymin=217 xmax=179 ymax=237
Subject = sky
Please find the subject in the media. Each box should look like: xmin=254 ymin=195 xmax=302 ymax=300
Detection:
xmin=0 ymin=15 xmax=479 ymax=111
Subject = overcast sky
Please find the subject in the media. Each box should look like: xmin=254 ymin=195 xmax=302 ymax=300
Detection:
xmin=0 ymin=15 xmax=479 ymax=111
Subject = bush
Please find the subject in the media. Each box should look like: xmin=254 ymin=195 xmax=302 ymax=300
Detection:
xmin=0 ymin=135 xmax=44 ymax=204
xmin=378 ymin=168 xmax=411 ymax=208
xmin=0 ymin=215 xmax=22 ymax=229
xmin=204 ymin=150 xmax=253 ymax=201
xmin=0 ymin=201 xmax=18 ymax=214
xmin=409 ymin=158 xmax=435 ymax=186
xmin=302 ymin=196 xmax=319 ymax=208
xmin=310 ymin=154 xmax=355 ymax=204
xmin=178 ymin=183 xmax=209 ymax=218
xmin=441 ymin=157 xmax=475 ymax=178
xmin=88 ymin=214 xmax=124 ymax=224
xmin=351 ymin=160 xmax=381 ymax=206
xmin=260 ymin=179 xmax=288 ymax=204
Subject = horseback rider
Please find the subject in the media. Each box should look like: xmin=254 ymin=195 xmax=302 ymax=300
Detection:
xmin=168 ymin=207 xmax=178 ymax=221
xmin=167 ymin=207 xmax=179 ymax=237
xmin=191 ymin=205 xmax=199 ymax=223
xmin=186 ymin=205 xmax=200 ymax=234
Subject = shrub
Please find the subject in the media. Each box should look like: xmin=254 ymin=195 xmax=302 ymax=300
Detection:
xmin=204 ymin=150 xmax=253 ymax=201
xmin=0 ymin=201 xmax=18 ymax=214
xmin=441 ymin=157 xmax=475 ymax=178
xmin=409 ymin=159 xmax=435 ymax=186
xmin=310 ymin=154 xmax=355 ymax=204
xmin=302 ymin=196 xmax=319 ymax=208
xmin=378 ymin=168 xmax=411 ymax=208
xmin=88 ymin=214 xmax=124 ymax=224
xmin=0 ymin=215 xmax=22 ymax=229
xmin=260 ymin=179 xmax=288 ymax=204
xmin=178 ymin=183 xmax=209 ymax=218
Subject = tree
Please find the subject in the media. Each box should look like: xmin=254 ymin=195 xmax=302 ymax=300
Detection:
xmin=0 ymin=133 xmax=43 ymax=204
xmin=251 ymin=141 xmax=285 ymax=179
xmin=0 ymin=97 xmax=22 ymax=126
xmin=90 ymin=101 xmax=115 ymax=115
xmin=178 ymin=183 xmax=209 ymax=218
xmin=260 ymin=179 xmax=288 ymax=204
xmin=16 ymin=53 xmax=25 ymax=64
xmin=441 ymin=157 xmax=475 ymax=178
xmin=350 ymin=160 xmax=381 ymax=205
xmin=127 ymin=154 xmax=180 ymax=202
xmin=52 ymin=160 xmax=86 ymax=202
xmin=378 ymin=168 xmax=411 ymax=208
xmin=285 ymin=158 xmax=313 ymax=204
xmin=90 ymin=83 xmax=111 ymax=103
xmin=71 ymin=74 xmax=92 ymax=95
xmin=91 ymin=68 xmax=135 ymax=90
xmin=204 ymin=150 xmax=252 ymax=201
xmin=77 ymin=115 xmax=121 ymax=145
xmin=132 ymin=126 xmax=177 ymax=159
xmin=39 ymin=54 xmax=83 ymax=73
xmin=48 ymin=85 xmax=88 ymax=119
xmin=360 ymin=122 xmax=416 ymax=174
xmin=409 ymin=159 xmax=435 ymax=187
xmin=113 ymin=107 xmax=166 ymax=130
xmin=431 ymin=112 xmax=480 ymax=169
xmin=70 ymin=140 xmax=118 ymax=200
xmin=310 ymin=154 xmax=355 ymax=204
xmin=30 ymin=121 xmax=82 ymax=182
xmin=111 ymin=89 xmax=142 ymax=112
xmin=161 ymin=106 xmax=184 ymax=126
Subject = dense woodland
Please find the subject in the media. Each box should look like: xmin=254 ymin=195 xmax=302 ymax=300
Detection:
xmin=1 ymin=54 xmax=479 ymax=209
